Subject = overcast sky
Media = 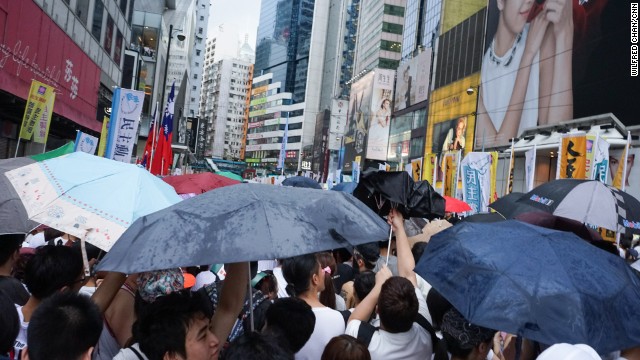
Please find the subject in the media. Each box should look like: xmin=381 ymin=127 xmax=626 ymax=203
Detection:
xmin=208 ymin=0 xmax=262 ymax=61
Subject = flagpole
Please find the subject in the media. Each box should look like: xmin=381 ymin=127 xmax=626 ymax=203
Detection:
xmin=149 ymin=102 xmax=159 ymax=172
xmin=14 ymin=139 xmax=20 ymax=158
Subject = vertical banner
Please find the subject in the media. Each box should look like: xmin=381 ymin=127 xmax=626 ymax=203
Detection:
xmin=423 ymin=154 xmax=437 ymax=183
xmin=443 ymin=153 xmax=458 ymax=197
xmin=461 ymin=152 xmax=493 ymax=213
xmin=19 ymin=80 xmax=56 ymax=143
xmin=411 ymin=157 xmax=423 ymax=181
xmin=559 ymin=134 xmax=587 ymax=179
xmin=73 ymin=131 xmax=98 ymax=155
xmin=277 ymin=113 xmax=290 ymax=170
xmin=97 ymin=116 xmax=110 ymax=157
xmin=490 ymin=152 xmax=499 ymax=203
xmin=105 ymin=88 xmax=145 ymax=163
xmin=585 ymin=135 xmax=596 ymax=178
xmin=613 ymin=132 xmax=632 ymax=190
xmin=592 ymin=136 xmax=610 ymax=182
xmin=352 ymin=161 xmax=360 ymax=183
xmin=405 ymin=163 xmax=413 ymax=177
xmin=524 ymin=145 xmax=536 ymax=192
xmin=506 ymin=141 xmax=515 ymax=195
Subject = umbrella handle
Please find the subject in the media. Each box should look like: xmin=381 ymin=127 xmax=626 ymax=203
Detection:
xmin=386 ymin=227 xmax=393 ymax=266
xmin=81 ymin=236 xmax=91 ymax=277
xmin=248 ymin=262 xmax=254 ymax=332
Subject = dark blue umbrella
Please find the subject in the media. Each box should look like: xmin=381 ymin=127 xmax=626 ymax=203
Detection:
xmin=97 ymin=184 xmax=389 ymax=273
xmin=415 ymin=220 xmax=640 ymax=353
xmin=331 ymin=182 xmax=357 ymax=194
xmin=488 ymin=192 xmax=542 ymax=218
xmin=281 ymin=176 xmax=322 ymax=189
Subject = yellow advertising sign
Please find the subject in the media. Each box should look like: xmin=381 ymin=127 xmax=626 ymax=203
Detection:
xmin=613 ymin=146 xmax=627 ymax=189
xmin=411 ymin=157 xmax=423 ymax=182
xmin=423 ymin=153 xmax=437 ymax=183
xmin=585 ymin=135 xmax=596 ymax=178
xmin=19 ymin=80 xmax=56 ymax=143
xmin=559 ymin=135 xmax=587 ymax=179
xmin=441 ymin=0 xmax=487 ymax=34
xmin=97 ymin=116 xmax=110 ymax=157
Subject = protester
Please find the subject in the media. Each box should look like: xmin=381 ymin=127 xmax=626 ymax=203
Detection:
xmin=0 ymin=293 xmax=18 ymax=360
xmin=0 ymin=233 xmax=29 ymax=306
xmin=252 ymin=270 xmax=278 ymax=300
xmin=21 ymin=291 xmax=102 ymax=360
xmin=282 ymin=254 xmax=345 ymax=359
xmin=262 ymin=297 xmax=316 ymax=354
xmin=321 ymin=335 xmax=371 ymax=360
xmin=317 ymin=252 xmax=346 ymax=311
xmin=223 ymin=332 xmax=293 ymax=360
xmin=440 ymin=308 xmax=497 ymax=360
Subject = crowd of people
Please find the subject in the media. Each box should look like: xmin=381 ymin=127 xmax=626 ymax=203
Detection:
xmin=1 ymin=209 xmax=639 ymax=360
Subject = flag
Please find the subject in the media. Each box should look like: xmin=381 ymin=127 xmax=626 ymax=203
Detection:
xmin=461 ymin=152 xmax=492 ymax=213
xmin=559 ymin=134 xmax=587 ymax=179
xmin=73 ymin=131 xmax=98 ymax=155
xmin=139 ymin=103 xmax=159 ymax=169
xmin=97 ymin=116 xmax=110 ymax=157
xmin=105 ymin=88 xmax=144 ymax=163
xmin=490 ymin=151 xmax=498 ymax=203
xmin=151 ymin=83 xmax=175 ymax=175
xmin=19 ymin=80 xmax=55 ymax=143
xmin=613 ymin=132 xmax=631 ymax=190
xmin=411 ymin=157 xmax=423 ymax=181
xmin=277 ymin=112 xmax=289 ymax=170
xmin=506 ymin=140 xmax=515 ymax=195
xmin=592 ymin=135 xmax=610 ymax=183
xmin=524 ymin=145 xmax=536 ymax=191
xmin=423 ymin=153 xmax=436 ymax=184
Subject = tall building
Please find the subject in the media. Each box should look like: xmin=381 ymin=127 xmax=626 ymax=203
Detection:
xmin=0 ymin=0 xmax=134 ymax=158
xmin=352 ymin=0 xmax=406 ymax=74
xmin=200 ymin=38 xmax=217 ymax=158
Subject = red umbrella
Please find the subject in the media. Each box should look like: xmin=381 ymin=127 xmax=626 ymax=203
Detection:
xmin=444 ymin=196 xmax=472 ymax=213
xmin=162 ymin=172 xmax=240 ymax=194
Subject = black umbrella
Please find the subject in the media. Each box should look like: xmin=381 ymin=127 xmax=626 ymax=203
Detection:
xmin=488 ymin=192 xmax=541 ymax=218
xmin=0 ymin=157 xmax=38 ymax=234
xmin=281 ymin=176 xmax=322 ymax=189
xmin=517 ymin=179 xmax=640 ymax=234
xmin=459 ymin=212 xmax=505 ymax=223
xmin=97 ymin=184 xmax=389 ymax=273
xmin=514 ymin=211 xmax=603 ymax=242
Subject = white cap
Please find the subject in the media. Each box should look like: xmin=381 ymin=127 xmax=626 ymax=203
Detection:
xmin=24 ymin=232 xmax=46 ymax=248
xmin=537 ymin=343 xmax=600 ymax=360
xmin=192 ymin=271 xmax=217 ymax=291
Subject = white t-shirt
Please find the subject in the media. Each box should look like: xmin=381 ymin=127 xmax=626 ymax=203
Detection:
xmin=272 ymin=267 xmax=289 ymax=299
xmin=112 ymin=343 xmax=149 ymax=360
xmin=12 ymin=305 xmax=28 ymax=360
xmin=295 ymin=307 xmax=345 ymax=360
xmin=335 ymin=294 xmax=347 ymax=311
xmin=345 ymin=288 xmax=433 ymax=360
xmin=481 ymin=24 xmax=539 ymax=137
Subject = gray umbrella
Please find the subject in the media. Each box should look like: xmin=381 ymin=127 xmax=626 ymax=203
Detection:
xmin=0 ymin=157 xmax=38 ymax=234
xmin=97 ymin=183 xmax=390 ymax=273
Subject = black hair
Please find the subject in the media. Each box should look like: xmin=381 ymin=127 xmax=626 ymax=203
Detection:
xmin=24 ymin=245 xmax=84 ymax=299
xmin=0 ymin=293 xmax=19 ymax=354
xmin=282 ymin=254 xmax=319 ymax=297
xmin=321 ymin=335 xmax=371 ymax=360
xmin=317 ymin=252 xmax=337 ymax=309
xmin=442 ymin=329 xmax=493 ymax=358
xmin=43 ymin=228 xmax=64 ymax=242
xmin=135 ymin=289 xmax=213 ymax=360
xmin=263 ymin=297 xmax=316 ymax=353
xmin=223 ymin=331 xmax=293 ymax=360
xmin=377 ymin=277 xmax=418 ymax=333
xmin=426 ymin=288 xmax=453 ymax=330
xmin=26 ymin=292 xmax=102 ymax=360
xmin=0 ymin=233 xmax=23 ymax=266
xmin=353 ymin=271 xmax=376 ymax=302
xmin=411 ymin=242 xmax=428 ymax=264
xmin=332 ymin=248 xmax=352 ymax=263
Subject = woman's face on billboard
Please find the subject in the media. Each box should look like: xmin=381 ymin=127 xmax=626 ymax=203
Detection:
xmin=499 ymin=0 xmax=535 ymax=36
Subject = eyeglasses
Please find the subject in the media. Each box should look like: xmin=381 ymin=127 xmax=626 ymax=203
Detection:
xmin=322 ymin=266 xmax=332 ymax=275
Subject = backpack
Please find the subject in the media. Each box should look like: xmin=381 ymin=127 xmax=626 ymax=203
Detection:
xmin=355 ymin=313 xmax=448 ymax=360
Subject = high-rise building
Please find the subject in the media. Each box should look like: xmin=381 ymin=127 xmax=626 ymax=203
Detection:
xmin=200 ymin=38 xmax=217 ymax=158
xmin=352 ymin=0 xmax=406 ymax=74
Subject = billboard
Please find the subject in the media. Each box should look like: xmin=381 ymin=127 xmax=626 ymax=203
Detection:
xmin=328 ymin=99 xmax=348 ymax=150
xmin=343 ymin=72 xmax=375 ymax=171
xmin=367 ymin=69 xmax=395 ymax=160
xmin=394 ymin=48 xmax=432 ymax=112
xmin=441 ymin=0 xmax=487 ymax=34
xmin=477 ymin=0 xmax=636 ymax=149
xmin=0 ymin=1 xmax=101 ymax=132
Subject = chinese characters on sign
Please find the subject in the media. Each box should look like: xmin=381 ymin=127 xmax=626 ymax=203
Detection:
xmin=105 ymin=88 xmax=144 ymax=163
xmin=18 ymin=80 xmax=55 ymax=144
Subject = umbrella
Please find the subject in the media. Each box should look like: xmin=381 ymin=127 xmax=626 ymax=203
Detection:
xmin=216 ymin=171 xmax=243 ymax=181
xmin=444 ymin=196 xmax=472 ymax=213
xmin=29 ymin=142 xmax=75 ymax=162
xmin=415 ymin=220 xmax=640 ymax=353
xmin=517 ymin=179 xmax=640 ymax=234
xmin=96 ymin=183 xmax=390 ymax=273
xmin=5 ymin=152 xmax=181 ymax=251
xmin=514 ymin=211 xmax=602 ymax=242
xmin=460 ymin=212 xmax=505 ymax=223
xmin=163 ymin=172 xmax=240 ymax=194
xmin=331 ymin=181 xmax=357 ymax=194
xmin=282 ymin=176 xmax=322 ymax=189
xmin=353 ymin=171 xmax=445 ymax=219
xmin=0 ymin=157 xmax=38 ymax=234
xmin=488 ymin=192 xmax=541 ymax=218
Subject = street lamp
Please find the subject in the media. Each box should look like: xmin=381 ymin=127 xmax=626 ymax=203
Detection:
xmin=161 ymin=24 xmax=185 ymax=108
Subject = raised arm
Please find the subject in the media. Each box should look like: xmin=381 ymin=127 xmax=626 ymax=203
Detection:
xmin=388 ymin=208 xmax=416 ymax=287
xmin=348 ymin=266 xmax=392 ymax=324
xmin=211 ymin=262 xmax=248 ymax=343
xmin=91 ymin=272 xmax=126 ymax=314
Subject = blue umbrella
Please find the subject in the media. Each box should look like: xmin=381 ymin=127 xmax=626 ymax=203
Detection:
xmin=281 ymin=176 xmax=322 ymax=189
xmin=331 ymin=182 xmax=357 ymax=194
xmin=415 ymin=220 xmax=640 ymax=353
xmin=97 ymin=183 xmax=390 ymax=273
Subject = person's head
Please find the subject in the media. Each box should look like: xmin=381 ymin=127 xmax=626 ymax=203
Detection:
xmin=135 ymin=290 xmax=217 ymax=360
xmin=353 ymin=245 xmax=378 ymax=273
xmin=24 ymin=245 xmax=84 ymax=300
xmin=377 ymin=277 xmax=418 ymax=333
xmin=282 ymin=253 xmax=324 ymax=297
xmin=0 ymin=233 xmax=24 ymax=267
xmin=252 ymin=270 xmax=278 ymax=300
xmin=263 ymin=297 xmax=315 ymax=353
xmin=23 ymin=292 xmax=102 ymax=360
xmin=0 ymin=293 xmax=18 ymax=355
xmin=223 ymin=332 xmax=293 ymax=360
xmin=332 ymin=248 xmax=352 ymax=264
xmin=316 ymin=252 xmax=337 ymax=308
xmin=456 ymin=117 xmax=467 ymax=137
xmin=496 ymin=0 xmax=533 ymax=36
xmin=441 ymin=309 xmax=495 ymax=360
xmin=426 ymin=288 xmax=453 ymax=330
xmin=43 ymin=228 xmax=64 ymax=243
xmin=380 ymin=99 xmax=390 ymax=110
xmin=321 ymin=335 xmax=371 ymax=360
xmin=353 ymin=271 xmax=376 ymax=304
xmin=411 ymin=242 xmax=428 ymax=264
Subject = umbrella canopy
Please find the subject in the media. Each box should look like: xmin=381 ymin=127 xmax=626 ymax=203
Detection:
xmin=488 ymin=192 xmax=541 ymax=218
xmin=415 ymin=220 xmax=640 ymax=353
xmin=444 ymin=196 xmax=472 ymax=213
xmin=353 ymin=171 xmax=445 ymax=219
xmin=162 ymin=172 xmax=240 ymax=194
xmin=216 ymin=171 xmax=243 ymax=181
xmin=460 ymin=212 xmax=505 ymax=223
xmin=330 ymin=181 xmax=357 ymax=194
xmin=282 ymin=176 xmax=322 ymax=189
xmin=514 ymin=211 xmax=602 ymax=242
xmin=0 ymin=157 xmax=38 ymax=234
xmin=29 ymin=142 xmax=75 ymax=162
xmin=97 ymin=184 xmax=390 ymax=273
xmin=517 ymin=179 xmax=640 ymax=233
xmin=5 ymin=152 xmax=181 ymax=251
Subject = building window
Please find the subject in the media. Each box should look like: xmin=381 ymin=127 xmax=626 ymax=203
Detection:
xmin=192 ymin=86 xmax=197 ymax=90
xmin=198 ymin=27 xmax=203 ymax=34
xmin=378 ymin=58 xmax=399 ymax=69
xmin=381 ymin=22 xmax=403 ymax=35
xmin=193 ymin=74 xmax=198 ymax=79
xmin=104 ymin=16 xmax=114 ymax=55
xmin=91 ymin=0 xmax=104 ymax=41
xmin=384 ymin=4 xmax=405 ymax=17
xmin=200 ymin=15 xmax=204 ymax=21
xmin=196 ymin=50 xmax=201 ymax=56
xmin=76 ymin=0 xmax=90 ymax=26
xmin=380 ymin=40 xmax=401 ymax=53
xmin=120 ymin=0 xmax=128 ymax=16
xmin=410 ymin=137 xmax=425 ymax=158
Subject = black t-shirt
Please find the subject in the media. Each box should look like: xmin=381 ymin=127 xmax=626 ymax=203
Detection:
xmin=0 ymin=276 xmax=29 ymax=306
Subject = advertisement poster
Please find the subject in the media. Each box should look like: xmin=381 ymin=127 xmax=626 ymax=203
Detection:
xmin=105 ymin=88 xmax=144 ymax=163
xmin=558 ymin=134 xmax=587 ymax=179
xmin=477 ymin=0 xmax=635 ymax=149
xmin=366 ymin=69 xmax=395 ymax=161
xmin=411 ymin=157 xmax=423 ymax=182
xmin=394 ymin=49 xmax=431 ymax=112
xmin=592 ymin=137 xmax=610 ymax=183
xmin=344 ymin=72 xmax=374 ymax=171
xmin=74 ymin=131 xmax=98 ymax=155
xmin=524 ymin=146 xmax=536 ymax=192
xmin=608 ymin=148 xmax=638 ymax=194
xmin=423 ymin=153 xmax=437 ymax=184
xmin=461 ymin=152 xmax=493 ymax=213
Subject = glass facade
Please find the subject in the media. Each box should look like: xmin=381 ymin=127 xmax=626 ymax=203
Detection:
xmin=401 ymin=0 xmax=442 ymax=59
xmin=254 ymin=0 xmax=315 ymax=103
